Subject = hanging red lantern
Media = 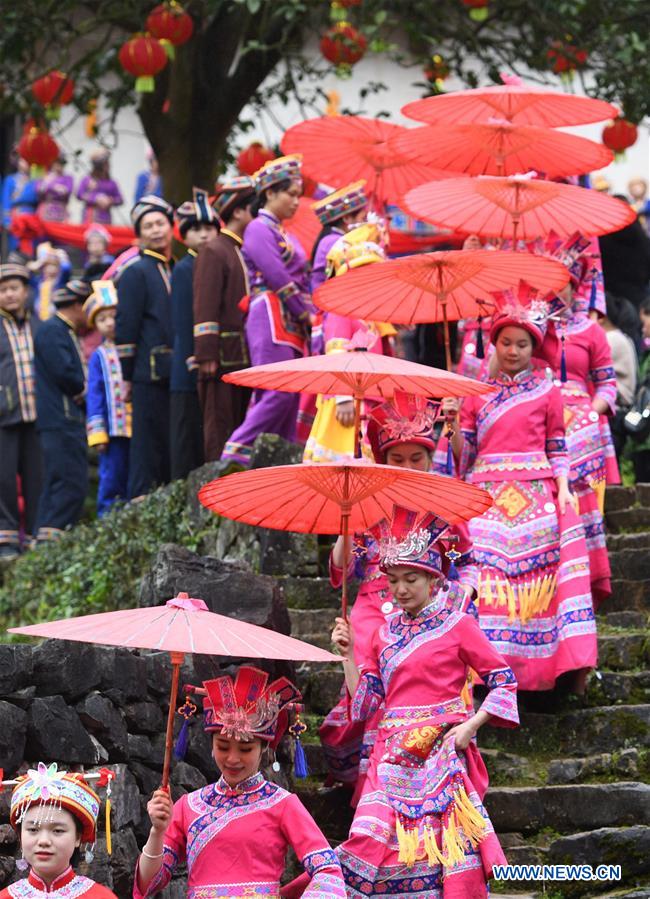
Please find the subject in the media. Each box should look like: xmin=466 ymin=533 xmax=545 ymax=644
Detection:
xmin=546 ymin=41 xmax=588 ymax=75
xmin=424 ymin=54 xmax=449 ymax=85
xmin=31 ymin=71 xmax=75 ymax=119
xmin=146 ymin=2 xmax=194 ymax=59
xmin=18 ymin=123 xmax=60 ymax=170
xmin=320 ymin=22 xmax=367 ymax=71
xmin=462 ymin=0 xmax=489 ymax=21
xmin=118 ymin=34 xmax=168 ymax=93
xmin=236 ymin=142 xmax=276 ymax=176
xmin=602 ymin=118 xmax=638 ymax=155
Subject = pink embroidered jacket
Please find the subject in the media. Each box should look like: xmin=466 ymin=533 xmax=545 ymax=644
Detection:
xmin=133 ymin=774 xmax=345 ymax=899
xmin=459 ymin=369 xmax=570 ymax=483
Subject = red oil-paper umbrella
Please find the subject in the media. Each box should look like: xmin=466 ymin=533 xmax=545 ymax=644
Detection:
xmin=402 ymin=174 xmax=636 ymax=245
xmin=281 ymin=115 xmax=450 ymax=208
xmin=198 ymin=461 xmax=493 ymax=620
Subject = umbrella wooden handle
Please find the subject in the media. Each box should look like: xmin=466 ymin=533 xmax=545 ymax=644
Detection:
xmin=161 ymin=651 xmax=185 ymax=790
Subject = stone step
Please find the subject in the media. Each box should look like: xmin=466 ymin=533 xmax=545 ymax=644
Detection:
xmin=587 ymin=671 xmax=650 ymax=707
xmin=485 ymin=782 xmax=650 ymax=836
xmin=288 ymin=607 xmax=336 ymax=648
xmin=605 ymin=580 xmax=649 ymax=614
xmin=480 ymin=705 xmax=650 ymax=757
xmin=601 ymin=611 xmax=649 ymax=629
xmin=547 ymin=826 xmax=650 ymax=885
xmin=605 ymin=485 xmax=641 ymax=513
xmin=607 ymin=532 xmax=650 ymax=552
xmin=609 ymin=548 xmax=650 ymax=582
xmin=598 ymin=633 xmax=650 ymax=671
xmin=605 ymin=507 xmax=650 ymax=534
xmin=546 ymin=748 xmax=646 ymax=785
xmin=296 ymin=664 xmax=344 ymax=715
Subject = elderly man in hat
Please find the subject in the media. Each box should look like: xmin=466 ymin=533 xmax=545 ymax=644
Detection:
xmin=34 ymin=279 xmax=91 ymax=542
xmin=115 ymin=194 xmax=175 ymax=498
xmin=193 ymin=176 xmax=256 ymax=461
xmin=170 ymin=188 xmax=220 ymax=479
xmin=0 ymin=263 xmax=42 ymax=560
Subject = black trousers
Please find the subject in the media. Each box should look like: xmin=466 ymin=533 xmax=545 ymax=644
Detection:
xmin=170 ymin=390 xmax=204 ymax=481
xmin=0 ymin=422 xmax=42 ymax=545
xmin=36 ymin=425 xmax=87 ymax=538
xmin=128 ymin=381 xmax=170 ymax=499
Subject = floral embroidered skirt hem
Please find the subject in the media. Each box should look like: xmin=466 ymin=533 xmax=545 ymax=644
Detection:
xmin=470 ymin=477 xmax=597 ymax=691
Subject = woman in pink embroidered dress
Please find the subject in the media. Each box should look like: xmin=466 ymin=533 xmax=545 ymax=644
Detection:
xmin=134 ymin=666 xmax=345 ymax=899
xmin=545 ymin=235 xmax=617 ymax=606
xmin=326 ymin=507 xmax=519 ymax=898
xmin=319 ymin=392 xmax=478 ymax=797
xmin=444 ymin=290 xmax=597 ymax=692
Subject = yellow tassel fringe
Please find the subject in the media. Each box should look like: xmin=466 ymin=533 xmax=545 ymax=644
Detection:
xmin=396 ymin=786 xmax=488 ymax=869
xmin=105 ymin=797 xmax=112 ymax=855
xmin=479 ymin=572 xmax=558 ymax=624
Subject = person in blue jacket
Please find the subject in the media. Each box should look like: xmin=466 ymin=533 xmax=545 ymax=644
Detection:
xmin=115 ymin=194 xmax=174 ymax=499
xmin=34 ymin=279 xmax=91 ymax=542
xmin=169 ymin=188 xmax=220 ymax=480
xmin=84 ymin=281 xmax=131 ymax=516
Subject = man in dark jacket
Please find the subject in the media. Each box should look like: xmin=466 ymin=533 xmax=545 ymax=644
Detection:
xmin=34 ymin=279 xmax=90 ymax=542
xmin=170 ymin=189 xmax=219 ymax=479
xmin=0 ymin=263 xmax=42 ymax=559
xmin=115 ymin=194 xmax=174 ymax=498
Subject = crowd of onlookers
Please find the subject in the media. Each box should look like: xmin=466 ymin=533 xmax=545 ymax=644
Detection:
xmin=1 ymin=154 xmax=650 ymax=563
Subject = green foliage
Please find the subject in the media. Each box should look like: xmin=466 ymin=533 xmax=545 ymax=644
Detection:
xmin=0 ymin=480 xmax=218 ymax=634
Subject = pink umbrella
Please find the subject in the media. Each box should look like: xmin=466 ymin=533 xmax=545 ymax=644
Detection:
xmin=9 ymin=593 xmax=338 ymax=787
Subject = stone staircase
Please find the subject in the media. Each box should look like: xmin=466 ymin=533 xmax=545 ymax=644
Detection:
xmin=282 ymin=485 xmax=650 ymax=898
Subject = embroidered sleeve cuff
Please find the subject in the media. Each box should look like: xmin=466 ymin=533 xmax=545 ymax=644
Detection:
xmin=303 ymin=867 xmax=347 ymax=898
xmin=480 ymin=668 xmax=519 ymax=727
xmin=117 ymin=343 xmax=136 ymax=358
xmin=87 ymin=430 xmax=109 ymax=447
xmin=133 ymin=846 xmax=176 ymax=899
xmin=350 ymin=670 xmax=384 ymax=722
xmin=549 ymin=456 xmax=570 ymax=480
xmin=193 ymin=321 xmax=220 ymax=337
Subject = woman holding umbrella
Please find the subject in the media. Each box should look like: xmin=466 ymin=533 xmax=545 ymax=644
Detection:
xmin=320 ymin=391 xmax=478 ymax=795
xmin=443 ymin=291 xmax=598 ymax=692
xmin=543 ymin=234 xmax=617 ymax=607
xmin=327 ymin=508 xmax=518 ymax=897
xmin=221 ymin=155 xmax=311 ymax=468
xmin=135 ymin=665 xmax=346 ymax=898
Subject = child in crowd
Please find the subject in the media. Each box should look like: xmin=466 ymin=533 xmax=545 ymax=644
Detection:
xmin=84 ymin=282 xmax=131 ymax=516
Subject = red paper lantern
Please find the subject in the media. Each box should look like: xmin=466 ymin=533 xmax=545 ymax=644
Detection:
xmin=546 ymin=42 xmax=588 ymax=75
xmin=602 ymin=118 xmax=638 ymax=154
xmin=320 ymin=23 xmax=367 ymax=69
xmin=333 ymin=0 xmax=362 ymax=6
xmin=18 ymin=124 xmax=60 ymax=169
xmin=118 ymin=35 xmax=168 ymax=93
xmin=31 ymin=71 xmax=75 ymax=119
xmin=146 ymin=2 xmax=194 ymax=58
xmin=236 ymin=142 xmax=276 ymax=176
xmin=462 ymin=0 xmax=488 ymax=21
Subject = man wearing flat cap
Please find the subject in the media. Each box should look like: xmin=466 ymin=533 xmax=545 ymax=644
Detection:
xmin=115 ymin=194 xmax=174 ymax=499
xmin=34 ymin=279 xmax=91 ymax=541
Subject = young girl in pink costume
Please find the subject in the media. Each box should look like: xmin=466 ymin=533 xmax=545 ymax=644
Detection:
xmin=134 ymin=666 xmax=345 ymax=899
xmin=329 ymin=507 xmax=519 ymax=898
xmin=444 ymin=289 xmax=597 ymax=692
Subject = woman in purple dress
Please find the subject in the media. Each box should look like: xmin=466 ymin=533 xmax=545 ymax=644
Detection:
xmin=36 ymin=155 xmax=74 ymax=222
xmin=221 ymin=155 xmax=311 ymax=467
xmin=77 ymin=149 xmax=123 ymax=225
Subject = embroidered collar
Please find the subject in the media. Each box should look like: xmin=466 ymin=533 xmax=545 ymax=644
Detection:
xmin=55 ymin=312 xmax=76 ymax=332
xmin=27 ymin=866 xmax=75 ymax=892
xmin=142 ymin=248 xmax=171 ymax=263
xmin=0 ymin=308 xmax=28 ymax=324
xmin=221 ymin=228 xmax=243 ymax=246
xmin=214 ymin=771 xmax=265 ymax=797
xmin=494 ymin=367 xmax=534 ymax=385
xmin=401 ymin=595 xmax=447 ymax=623
xmin=187 ymin=248 xmax=198 ymax=258
xmin=259 ymin=209 xmax=280 ymax=224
